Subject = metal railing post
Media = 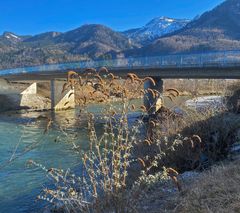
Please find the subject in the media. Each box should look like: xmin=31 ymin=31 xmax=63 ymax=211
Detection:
xmin=223 ymin=51 xmax=226 ymax=67
xmin=144 ymin=56 xmax=148 ymax=68
xmin=199 ymin=54 xmax=203 ymax=67
xmin=180 ymin=55 xmax=183 ymax=67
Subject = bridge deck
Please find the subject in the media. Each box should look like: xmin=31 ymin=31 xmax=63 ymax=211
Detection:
xmin=1 ymin=51 xmax=240 ymax=80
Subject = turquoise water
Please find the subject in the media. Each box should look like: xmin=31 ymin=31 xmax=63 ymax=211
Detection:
xmin=0 ymin=100 xmax=142 ymax=213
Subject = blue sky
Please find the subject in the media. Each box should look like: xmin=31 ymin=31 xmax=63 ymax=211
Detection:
xmin=0 ymin=0 xmax=225 ymax=35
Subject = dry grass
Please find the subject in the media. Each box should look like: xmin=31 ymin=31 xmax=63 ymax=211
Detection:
xmin=173 ymin=159 xmax=240 ymax=213
xmin=135 ymin=158 xmax=240 ymax=213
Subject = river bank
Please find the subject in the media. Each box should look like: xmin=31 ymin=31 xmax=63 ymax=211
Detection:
xmin=0 ymin=79 xmax=231 ymax=113
xmin=136 ymin=155 xmax=240 ymax=212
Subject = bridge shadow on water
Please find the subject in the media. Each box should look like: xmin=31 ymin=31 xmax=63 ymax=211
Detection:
xmin=0 ymin=94 xmax=24 ymax=112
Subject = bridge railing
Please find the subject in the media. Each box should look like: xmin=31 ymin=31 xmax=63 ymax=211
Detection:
xmin=1 ymin=50 xmax=240 ymax=76
xmin=91 ymin=51 xmax=240 ymax=69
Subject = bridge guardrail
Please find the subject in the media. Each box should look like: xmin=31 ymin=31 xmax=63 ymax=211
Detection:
xmin=1 ymin=50 xmax=240 ymax=76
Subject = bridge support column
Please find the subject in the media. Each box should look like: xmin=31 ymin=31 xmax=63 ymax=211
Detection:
xmin=144 ymin=77 xmax=163 ymax=114
xmin=50 ymin=79 xmax=75 ymax=111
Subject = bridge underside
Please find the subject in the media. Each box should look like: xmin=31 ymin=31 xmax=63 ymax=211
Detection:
xmin=0 ymin=80 xmax=75 ymax=111
xmin=1 ymin=66 xmax=240 ymax=113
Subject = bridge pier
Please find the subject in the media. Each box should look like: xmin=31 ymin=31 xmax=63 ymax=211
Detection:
xmin=0 ymin=79 xmax=11 ymax=92
xmin=50 ymin=79 xmax=75 ymax=111
xmin=144 ymin=77 xmax=163 ymax=114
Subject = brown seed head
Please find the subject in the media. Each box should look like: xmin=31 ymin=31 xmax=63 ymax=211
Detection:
xmin=138 ymin=158 xmax=146 ymax=168
xmin=166 ymin=168 xmax=179 ymax=177
xmin=144 ymin=77 xmax=156 ymax=86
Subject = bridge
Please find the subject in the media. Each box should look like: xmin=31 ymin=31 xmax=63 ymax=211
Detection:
xmin=0 ymin=50 xmax=240 ymax=112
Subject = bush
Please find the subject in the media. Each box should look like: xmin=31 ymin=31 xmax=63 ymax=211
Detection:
xmin=27 ymin=69 xmax=240 ymax=212
xmin=226 ymin=82 xmax=240 ymax=113
xmin=28 ymin=68 xmax=166 ymax=212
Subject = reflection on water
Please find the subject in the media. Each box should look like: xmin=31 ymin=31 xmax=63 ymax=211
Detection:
xmin=0 ymin=100 xmax=142 ymax=213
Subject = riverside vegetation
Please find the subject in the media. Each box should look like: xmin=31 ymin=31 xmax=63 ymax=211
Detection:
xmin=24 ymin=68 xmax=240 ymax=212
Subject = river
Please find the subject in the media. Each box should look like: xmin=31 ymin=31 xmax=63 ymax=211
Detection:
xmin=0 ymin=99 xmax=145 ymax=213
xmin=0 ymin=94 xmax=199 ymax=213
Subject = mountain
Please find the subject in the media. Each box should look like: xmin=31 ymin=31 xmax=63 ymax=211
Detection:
xmin=2 ymin=32 xmax=32 ymax=43
xmin=0 ymin=32 xmax=25 ymax=56
xmin=123 ymin=17 xmax=190 ymax=45
xmin=0 ymin=0 xmax=239 ymax=70
xmin=127 ymin=0 xmax=240 ymax=56
xmin=0 ymin=32 xmax=28 ymax=51
xmin=0 ymin=24 xmax=138 ymax=69
xmin=24 ymin=32 xmax=61 ymax=46
xmin=23 ymin=24 xmax=137 ymax=58
xmin=55 ymin=24 xmax=138 ymax=57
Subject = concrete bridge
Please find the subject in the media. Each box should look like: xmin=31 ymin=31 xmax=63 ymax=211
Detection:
xmin=0 ymin=50 xmax=240 ymax=112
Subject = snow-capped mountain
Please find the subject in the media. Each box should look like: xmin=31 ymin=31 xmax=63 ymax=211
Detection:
xmin=125 ymin=0 xmax=240 ymax=57
xmin=2 ymin=32 xmax=23 ymax=42
xmin=123 ymin=17 xmax=190 ymax=45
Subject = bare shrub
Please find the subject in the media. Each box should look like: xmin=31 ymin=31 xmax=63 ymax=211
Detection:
xmin=134 ymin=100 xmax=240 ymax=173
xmin=26 ymin=68 xmax=240 ymax=212
xmin=28 ymin=68 xmax=169 ymax=212
xmin=226 ymin=81 xmax=240 ymax=113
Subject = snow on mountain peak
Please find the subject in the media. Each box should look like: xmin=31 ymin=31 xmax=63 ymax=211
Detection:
xmin=3 ymin=32 xmax=22 ymax=42
xmin=154 ymin=16 xmax=175 ymax=22
xmin=124 ymin=17 xmax=190 ymax=45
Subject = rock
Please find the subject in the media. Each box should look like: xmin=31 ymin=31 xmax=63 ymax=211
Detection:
xmin=185 ymin=95 xmax=225 ymax=110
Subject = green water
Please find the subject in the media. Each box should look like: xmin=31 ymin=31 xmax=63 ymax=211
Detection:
xmin=0 ymin=100 xmax=142 ymax=213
